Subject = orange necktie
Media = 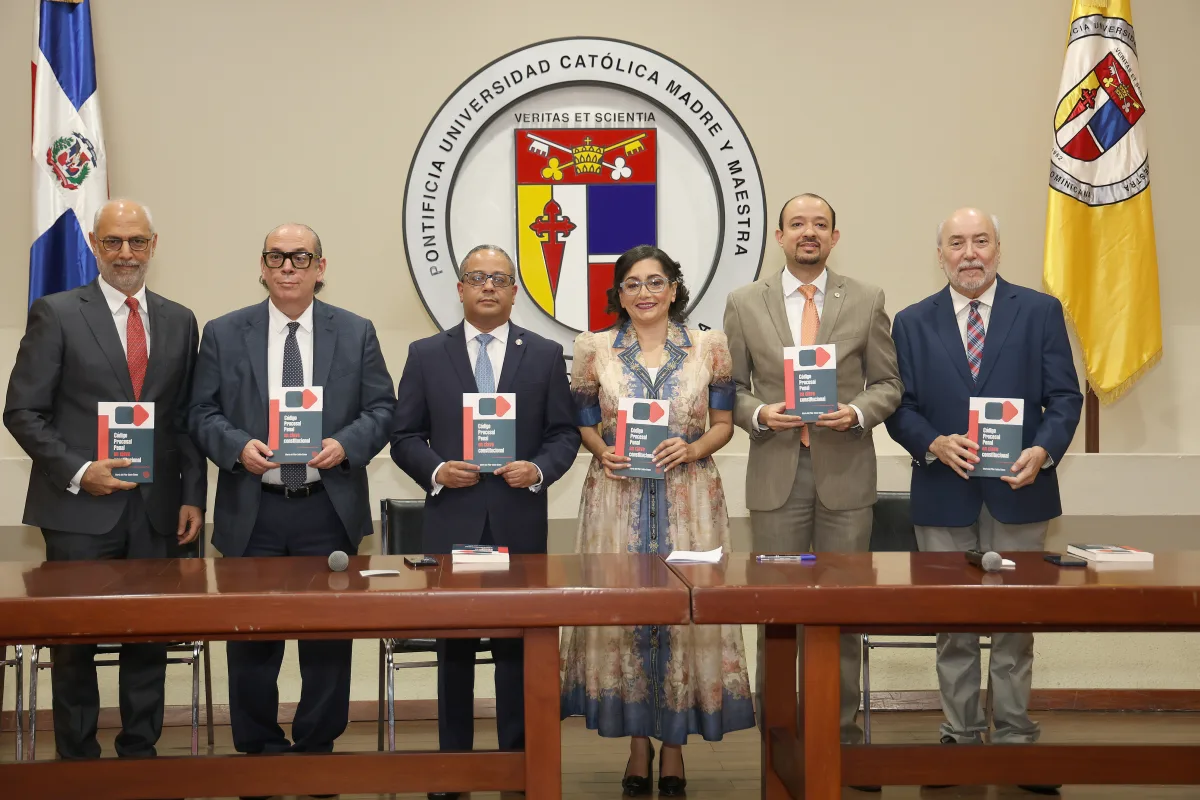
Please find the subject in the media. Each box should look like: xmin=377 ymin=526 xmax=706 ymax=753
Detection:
xmin=798 ymin=284 xmax=819 ymax=446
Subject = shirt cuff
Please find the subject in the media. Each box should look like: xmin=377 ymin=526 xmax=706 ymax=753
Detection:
xmin=849 ymin=403 xmax=865 ymax=429
xmin=752 ymin=404 xmax=767 ymax=432
xmin=1042 ymin=453 xmax=1055 ymax=469
xmin=430 ymin=462 xmax=445 ymax=496
xmin=67 ymin=461 xmax=89 ymax=495
xmin=529 ymin=463 xmax=544 ymax=493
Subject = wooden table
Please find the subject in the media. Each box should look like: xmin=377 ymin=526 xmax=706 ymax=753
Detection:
xmin=0 ymin=553 xmax=691 ymax=800
xmin=671 ymin=551 xmax=1200 ymax=799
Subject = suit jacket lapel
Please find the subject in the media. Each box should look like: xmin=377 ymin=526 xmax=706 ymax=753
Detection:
xmin=445 ymin=323 xmax=477 ymax=392
xmin=816 ymin=269 xmax=846 ymax=345
xmin=245 ymin=300 xmax=270 ymax=406
xmin=762 ymin=271 xmax=793 ymax=347
xmin=311 ymin=300 xmax=337 ymax=387
xmin=974 ymin=278 xmax=1018 ymax=393
xmin=496 ymin=324 xmax=527 ymax=393
xmin=932 ymin=287 xmax=975 ymax=391
xmin=79 ymin=280 xmax=135 ymax=400
xmin=140 ymin=291 xmax=168 ymax=400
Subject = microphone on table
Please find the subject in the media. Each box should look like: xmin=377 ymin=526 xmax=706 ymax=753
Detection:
xmin=965 ymin=549 xmax=1004 ymax=573
xmin=327 ymin=550 xmax=349 ymax=572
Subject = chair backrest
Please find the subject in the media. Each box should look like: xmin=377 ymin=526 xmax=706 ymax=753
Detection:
xmin=870 ymin=491 xmax=917 ymax=552
xmin=380 ymin=498 xmax=426 ymax=555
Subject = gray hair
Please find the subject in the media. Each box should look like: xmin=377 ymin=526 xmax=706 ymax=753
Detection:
xmin=458 ymin=244 xmax=515 ymax=278
xmin=937 ymin=214 xmax=1000 ymax=247
xmin=93 ymin=199 xmax=155 ymax=233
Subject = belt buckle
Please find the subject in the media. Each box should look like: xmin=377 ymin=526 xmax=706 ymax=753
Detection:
xmin=284 ymin=485 xmax=308 ymax=499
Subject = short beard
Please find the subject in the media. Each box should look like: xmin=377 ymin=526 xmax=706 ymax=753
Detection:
xmin=949 ymin=257 xmax=997 ymax=294
xmin=101 ymin=260 xmax=149 ymax=293
xmin=795 ymin=246 xmax=822 ymax=266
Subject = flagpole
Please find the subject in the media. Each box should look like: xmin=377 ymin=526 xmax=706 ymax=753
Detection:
xmin=1085 ymin=384 xmax=1099 ymax=452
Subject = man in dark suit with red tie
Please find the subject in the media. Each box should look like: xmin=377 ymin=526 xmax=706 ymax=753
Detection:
xmin=391 ymin=244 xmax=579 ymax=800
xmin=886 ymin=207 xmax=1082 ymax=795
xmin=4 ymin=199 xmax=207 ymax=760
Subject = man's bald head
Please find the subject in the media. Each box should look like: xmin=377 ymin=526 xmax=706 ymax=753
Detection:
xmin=263 ymin=223 xmax=322 ymax=259
xmin=936 ymin=207 xmax=1001 ymax=298
xmin=93 ymin=199 xmax=155 ymax=234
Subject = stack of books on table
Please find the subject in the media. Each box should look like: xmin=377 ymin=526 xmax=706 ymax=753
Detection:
xmin=1066 ymin=544 xmax=1154 ymax=570
xmin=451 ymin=544 xmax=510 ymax=571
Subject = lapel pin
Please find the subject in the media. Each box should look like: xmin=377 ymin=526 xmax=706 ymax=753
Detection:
xmin=515 ymin=338 xmax=523 ymax=346
xmin=834 ymin=292 xmax=841 ymax=298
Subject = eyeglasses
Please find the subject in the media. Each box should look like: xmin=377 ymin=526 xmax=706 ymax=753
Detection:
xmin=461 ymin=271 xmax=516 ymax=288
xmin=619 ymin=276 xmax=673 ymax=296
xmin=262 ymin=251 xmax=316 ymax=269
xmin=945 ymin=237 xmax=994 ymax=252
xmin=100 ymin=237 xmax=151 ymax=252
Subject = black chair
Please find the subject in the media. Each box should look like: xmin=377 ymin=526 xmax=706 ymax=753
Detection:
xmin=1 ymin=644 xmax=24 ymax=760
xmin=27 ymin=536 xmax=215 ymax=758
xmin=861 ymin=490 xmax=992 ymax=743
xmin=377 ymin=498 xmax=492 ymax=751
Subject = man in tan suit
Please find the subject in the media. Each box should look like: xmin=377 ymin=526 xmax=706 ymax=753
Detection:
xmin=724 ymin=194 xmax=902 ymax=756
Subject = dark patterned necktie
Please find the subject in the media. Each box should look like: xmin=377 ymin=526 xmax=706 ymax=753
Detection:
xmin=966 ymin=300 xmax=985 ymax=383
xmin=281 ymin=321 xmax=306 ymax=490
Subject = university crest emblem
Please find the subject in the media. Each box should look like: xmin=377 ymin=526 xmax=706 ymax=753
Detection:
xmin=516 ymin=128 xmax=657 ymax=332
xmin=46 ymin=131 xmax=98 ymax=190
xmin=402 ymin=38 xmax=766 ymax=359
xmin=1049 ymin=14 xmax=1148 ymax=206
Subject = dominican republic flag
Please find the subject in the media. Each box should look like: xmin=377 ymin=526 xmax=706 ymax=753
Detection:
xmin=30 ymin=0 xmax=107 ymax=305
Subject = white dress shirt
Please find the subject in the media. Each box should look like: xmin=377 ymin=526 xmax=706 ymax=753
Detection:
xmin=68 ymin=278 xmax=151 ymax=494
xmin=430 ymin=320 xmax=542 ymax=494
xmin=753 ymin=268 xmax=863 ymax=432
xmin=263 ymin=300 xmax=320 ymax=485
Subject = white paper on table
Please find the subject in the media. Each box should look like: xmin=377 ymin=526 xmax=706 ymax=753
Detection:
xmin=359 ymin=569 xmax=402 ymax=577
xmin=665 ymin=547 xmax=724 ymax=564
xmin=1001 ymin=558 xmax=1016 ymax=569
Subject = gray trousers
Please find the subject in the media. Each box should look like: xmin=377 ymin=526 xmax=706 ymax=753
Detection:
xmin=749 ymin=448 xmax=872 ymax=744
xmin=915 ymin=503 xmax=1048 ymax=744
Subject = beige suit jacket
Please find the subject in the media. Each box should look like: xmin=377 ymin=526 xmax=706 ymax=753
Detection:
xmin=723 ymin=267 xmax=902 ymax=512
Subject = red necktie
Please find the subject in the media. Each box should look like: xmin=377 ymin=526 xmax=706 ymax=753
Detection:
xmin=125 ymin=297 xmax=147 ymax=400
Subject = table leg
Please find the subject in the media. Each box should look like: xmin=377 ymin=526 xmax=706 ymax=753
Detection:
xmin=523 ymin=627 xmax=562 ymax=800
xmin=762 ymin=624 xmax=798 ymax=800
xmin=800 ymin=625 xmax=842 ymax=800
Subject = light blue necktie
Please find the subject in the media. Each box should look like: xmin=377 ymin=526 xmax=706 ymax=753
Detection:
xmin=474 ymin=333 xmax=496 ymax=393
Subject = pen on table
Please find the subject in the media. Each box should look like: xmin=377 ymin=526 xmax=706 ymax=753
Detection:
xmin=755 ymin=554 xmax=816 ymax=563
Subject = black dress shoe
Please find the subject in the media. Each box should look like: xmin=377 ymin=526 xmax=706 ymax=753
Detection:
xmin=657 ymin=745 xmax=686 ymax=797
xmin=427 ymin=794 xmax=460 ymax=800
xmin=622 ymin=742 xmax=654 ymax=796
xmin=1018 ymin=787 xmax=1062 ymax=796
xmin=849 ymin=786 xmax=881 ymax=792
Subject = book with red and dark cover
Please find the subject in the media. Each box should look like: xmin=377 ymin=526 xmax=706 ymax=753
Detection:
xmin=269 ymin=386 xmax=323 ymax=464
xmin=968 ymin=397 xmax=1024 ymax=478
xmin=614 ymin=397 xmax=670 ymax=479
xmin=462 ymin=393 xmax=516 ymax=472
xmin=97 ymin=402 xmax=154 ymax=483
xmin=783 ymin=344 xmax=838 ymax=420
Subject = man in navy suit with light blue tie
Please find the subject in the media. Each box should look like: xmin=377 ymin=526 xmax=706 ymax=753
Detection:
xmin=391 ymin=244 xmax=578 ymax=798
xmin=190 ymin=223 xmax=395 ymax=774
xmin=885 ymin=208 xmax=1081 ymax=795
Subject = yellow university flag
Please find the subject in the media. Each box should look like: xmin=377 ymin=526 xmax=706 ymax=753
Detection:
xmin=1043 ymin=0 xmax=1161 ymax=403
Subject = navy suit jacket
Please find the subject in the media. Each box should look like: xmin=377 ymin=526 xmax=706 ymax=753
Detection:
xmin=389 ymin=322 xmax=580 ymax=554
xmin=189 ymin=299 xmax=395 ymax=557
xmin=884 ymin=277 xmax=1083 ymax=527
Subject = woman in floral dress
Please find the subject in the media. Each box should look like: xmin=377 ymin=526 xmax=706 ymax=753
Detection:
xmin=559 ymin=245 xmax=754 ymax=796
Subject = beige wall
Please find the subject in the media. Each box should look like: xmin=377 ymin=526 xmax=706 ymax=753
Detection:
xmin=3 ymin=0 xmax=1200 ymax=716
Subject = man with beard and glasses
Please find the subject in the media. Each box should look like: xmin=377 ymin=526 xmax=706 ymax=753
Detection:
xmin=723 ymin=194 xmax=902 ymax=787
xmin=4 ymin=199 xmax=207 ymax=761
xmin=885 ymin=207 xmax=1081 ymax=795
